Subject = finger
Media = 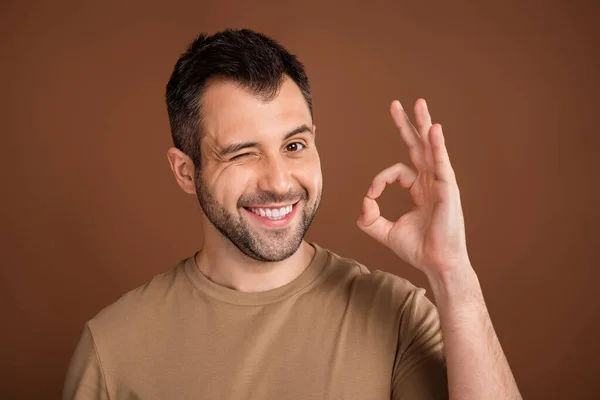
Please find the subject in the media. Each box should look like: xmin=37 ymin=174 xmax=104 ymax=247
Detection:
xmin=414 ymin=98 xmax=432 ymax=139
xmin=414 ymin=99 xmax=435 ymax=171
xmin=368 ymin=163 xmax=418 ymax=199
xmin=429 ymin=123 xmax=456 ymax=183
xmin=390 ymin=101 xmax=427 ymax=170
xmin=356 ymin=195 xmax=393 ymax=247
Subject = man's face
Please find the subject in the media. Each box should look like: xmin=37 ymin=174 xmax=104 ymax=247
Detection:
xmin=196 ymin=77 xmax=322 ymax=262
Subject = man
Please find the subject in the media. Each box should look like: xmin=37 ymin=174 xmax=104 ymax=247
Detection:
xmin=64 ymin=28 xmax=522 ymax=399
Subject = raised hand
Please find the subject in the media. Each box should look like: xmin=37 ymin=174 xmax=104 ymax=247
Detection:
xmin=357 ymin=99 xmax=471 ymax=276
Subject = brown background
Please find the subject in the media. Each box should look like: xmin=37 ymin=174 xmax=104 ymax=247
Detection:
xmin=1 ymin=0 xmax=598 ymax=398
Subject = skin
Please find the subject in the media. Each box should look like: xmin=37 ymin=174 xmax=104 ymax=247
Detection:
xmin=357 ymin=99 xmax=522 ymax=399
xmin=168 ymin=75 xmax=522 ymax=398
xmin=167 ymin=77 xmax=322 ymax=292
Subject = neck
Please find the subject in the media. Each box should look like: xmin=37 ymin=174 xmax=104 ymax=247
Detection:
xmin=195 ymin=228 xmax=315 ymax=293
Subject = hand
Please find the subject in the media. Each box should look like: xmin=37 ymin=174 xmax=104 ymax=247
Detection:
xmin=357 ymin=99 xmax=471 ymax=276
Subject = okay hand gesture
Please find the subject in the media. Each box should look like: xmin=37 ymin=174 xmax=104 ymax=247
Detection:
xmin=357 ymin=99 xmax=471 ymax=276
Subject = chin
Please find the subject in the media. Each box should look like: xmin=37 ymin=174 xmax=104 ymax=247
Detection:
xmin=241 ymin=233 xmax=305 ymax=263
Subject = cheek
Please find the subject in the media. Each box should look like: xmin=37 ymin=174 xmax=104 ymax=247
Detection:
xmin=296 ymin=156 xmax=323 ymax=196
xmin=210 ymin=167 xmax=254 ymax=209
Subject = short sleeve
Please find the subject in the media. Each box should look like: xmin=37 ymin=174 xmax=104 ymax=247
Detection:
xmin=63 ymin=323 xmax=110 ymax=400
xmin=392 ymin=287 xmax=449 ymax=400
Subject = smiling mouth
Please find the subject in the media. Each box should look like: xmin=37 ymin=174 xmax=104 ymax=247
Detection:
xmin=243 ymin=202 xmax=299 ymax=221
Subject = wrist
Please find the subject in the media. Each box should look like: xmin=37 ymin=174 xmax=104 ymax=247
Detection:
xmin=426 ymin=265 xmax=485 ymax=309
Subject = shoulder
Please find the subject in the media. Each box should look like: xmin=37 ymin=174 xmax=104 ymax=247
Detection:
xmin=87 ymin=258 xmax=191 ymax=341
xmin=322 ymin=248 xmax=441 ymax=345
xmin=318 ymin=246 xmax=440 ymax=351
xmin=320 ymin=245 xmax=424 ymax=311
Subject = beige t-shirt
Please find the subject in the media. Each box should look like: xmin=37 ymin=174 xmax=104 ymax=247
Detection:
xmin=64 ymin=243 xmax=448 ymax=399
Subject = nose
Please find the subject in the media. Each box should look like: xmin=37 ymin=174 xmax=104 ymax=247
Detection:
xmin=257 ymin=156 xmax=292 ymax=196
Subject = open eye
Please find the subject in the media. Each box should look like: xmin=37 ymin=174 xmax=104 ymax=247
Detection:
xmin=286 ymin=142 xmax=305 ymax=152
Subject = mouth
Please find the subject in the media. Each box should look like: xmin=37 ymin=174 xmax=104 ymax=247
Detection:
xmin=242 ymin=201 xmax=300 ymax=227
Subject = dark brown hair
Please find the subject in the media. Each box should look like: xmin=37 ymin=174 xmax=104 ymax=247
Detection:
xmin=165 ymin=28 xmax=313 ymax=167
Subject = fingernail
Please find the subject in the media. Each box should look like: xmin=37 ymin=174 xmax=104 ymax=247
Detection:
xmin=367 ymin=186 xmax=373 ymax=197
xmin=394 ymin=100 xmax=403 ymax=110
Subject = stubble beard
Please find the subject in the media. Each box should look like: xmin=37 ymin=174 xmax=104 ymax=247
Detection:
xmin=195 ymin=171 xmax=321 ymax=262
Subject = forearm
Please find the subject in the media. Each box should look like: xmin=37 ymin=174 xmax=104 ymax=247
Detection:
xmin=426 ymin=266 xmax=522 ymax=400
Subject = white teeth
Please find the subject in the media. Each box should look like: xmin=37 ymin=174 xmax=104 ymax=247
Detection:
xmin=249 ymin=204 xmax=295 ymax=220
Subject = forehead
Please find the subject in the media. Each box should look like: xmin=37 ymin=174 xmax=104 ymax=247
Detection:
xmin=200 ymin=77 xmax=312 ymax=146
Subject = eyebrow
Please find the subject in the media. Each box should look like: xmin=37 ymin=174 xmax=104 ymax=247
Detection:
xmin=218 ymin=124 xmax=313 ymax=158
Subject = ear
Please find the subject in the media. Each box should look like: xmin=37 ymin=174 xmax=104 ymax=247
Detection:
xmin=312 ymin=124 xmax=317 ymax=139
xmin=166 ymin=147 xmax=197 ymax=195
